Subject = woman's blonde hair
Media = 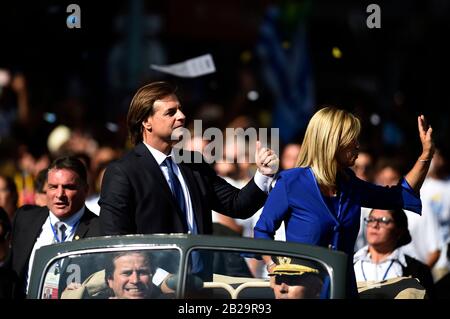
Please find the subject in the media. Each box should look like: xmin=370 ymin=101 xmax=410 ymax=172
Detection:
xmin=296 ymin=106 xmax=361 ymax=188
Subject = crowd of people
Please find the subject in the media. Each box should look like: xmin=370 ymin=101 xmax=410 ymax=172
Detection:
xmin=1 ymin=76 xmax=450 ymax=300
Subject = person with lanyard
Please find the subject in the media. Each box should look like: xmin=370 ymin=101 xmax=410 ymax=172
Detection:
xmin=7 ymin=156 xmax=100 ymax=299
xmin=254 ymin=106 xmax=434 ymax=298
xmin=99 ymin=81 xmax=279 ymax=289
xmin=353 ymin=208 xmax=435 ymax=298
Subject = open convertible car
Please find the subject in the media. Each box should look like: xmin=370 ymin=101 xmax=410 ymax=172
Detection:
xmin=27 ymin=234 xmax=348 ymax=299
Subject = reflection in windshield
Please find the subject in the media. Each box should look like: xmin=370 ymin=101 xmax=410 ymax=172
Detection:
xmin=185 ymin=250 xmax=329 ymax=299
xmin=105 ymin=251 xmax=153 ymax=299
xmin=42 ymin=249 xmax=180 ymax=299
xmin=269 ymin=257 xmax=324 ymax=299
xmin=40 ymin=248 xmax=329 ymax=299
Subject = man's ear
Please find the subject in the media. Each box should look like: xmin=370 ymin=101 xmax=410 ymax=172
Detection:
xmin=142 ymin=120 xmax=152 ymax=132
xmin=107 ymin=278 xmax=113 ymax=289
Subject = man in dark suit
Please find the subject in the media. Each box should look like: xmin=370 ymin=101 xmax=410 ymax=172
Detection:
xmin=99 ymin=81 xmax=279 ymax=236
xmin=0 ymin=207 xmax=13 ymax=299
xmin=9 ymin=156 xmax=100 ymax=299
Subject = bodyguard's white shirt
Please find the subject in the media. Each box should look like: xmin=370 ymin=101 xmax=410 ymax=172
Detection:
xmin=25 ymin=207 xmax=85 ymax=293
xmin=144 ymin=143 xmax=273 ymax=234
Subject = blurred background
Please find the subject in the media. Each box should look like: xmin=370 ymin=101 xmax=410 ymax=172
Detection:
xmin=3 ymin=0 xmax=450 ymax=293
xmin=1 ymin=0 xmax=450 ymax=203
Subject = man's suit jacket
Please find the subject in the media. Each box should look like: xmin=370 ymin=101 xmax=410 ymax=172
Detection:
xmin=9 ymin=205 xmax=100 ymax=299
xmin=99 ymin=143 xmax=268 ymax=235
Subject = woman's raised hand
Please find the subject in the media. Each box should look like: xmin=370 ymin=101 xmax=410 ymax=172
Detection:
xmin=417 ymin=115 xmax=435 ymax=161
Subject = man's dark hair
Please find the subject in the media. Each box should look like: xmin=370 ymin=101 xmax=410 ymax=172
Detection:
xmin=127 ymin=81 xmax=178 ymax=145
xmin=34 ymin=169 xmax=48 ymax=193
xmin=47 ymin=156 xmax=88 ymax=187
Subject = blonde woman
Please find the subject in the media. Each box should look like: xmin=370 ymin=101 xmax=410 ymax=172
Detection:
xmin=254 ymin=106 xmax=434 ymax=297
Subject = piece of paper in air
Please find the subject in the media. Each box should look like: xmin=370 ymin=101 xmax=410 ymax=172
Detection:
xmin=150 ymin=54 xmax=216 ymax=78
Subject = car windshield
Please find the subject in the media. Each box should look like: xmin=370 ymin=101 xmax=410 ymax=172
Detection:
xmin=39 ymin=247 xmax=330 ymax=299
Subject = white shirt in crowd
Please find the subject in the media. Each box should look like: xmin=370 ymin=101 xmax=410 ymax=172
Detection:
xmin=354 ymin=245 xmax=406 ymax=282
xmin=417 ymin=177 xmax=450 ymax=270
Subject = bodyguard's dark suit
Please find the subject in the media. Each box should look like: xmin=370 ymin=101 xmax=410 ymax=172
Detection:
xmin=9 ymin=205 xmax=100 ymax=299
xmin=99 ymin=143 xmax=268 ymax=235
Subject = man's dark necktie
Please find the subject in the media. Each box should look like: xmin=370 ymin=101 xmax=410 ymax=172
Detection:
xmin=55 ymin=222 xmax=67 ymax=243
xmin=163 ymin=156 xmax=188 ymax=228
xmin=53 ymin=222 xmax=67 ymax=278
xmin=163 ymin=157 xmax=202 ymax=273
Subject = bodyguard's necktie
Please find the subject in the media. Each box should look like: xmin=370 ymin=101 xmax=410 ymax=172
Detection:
xmin=163 ymin=156 xmax=188 ymax=229
xmin=53 ymin=222 xmax=67 ymax=276
xmin=55 ymin=222 xmax=67 ymax=243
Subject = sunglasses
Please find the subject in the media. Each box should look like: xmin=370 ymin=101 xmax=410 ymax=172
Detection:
xmin=364 ymin=216 xmax=393 ymax=227
xmin=274 ymin=275 xmax=308 ymax=286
